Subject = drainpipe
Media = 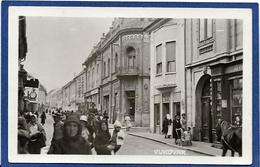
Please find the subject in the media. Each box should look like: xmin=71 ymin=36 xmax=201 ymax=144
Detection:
xmin=184 ymin=19 xmax=188 ymax=124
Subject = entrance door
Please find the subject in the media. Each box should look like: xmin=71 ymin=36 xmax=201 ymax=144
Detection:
xmin=201 ymin=97 xmax=212 ymax=142
xmin=201 ymin=78 xmax=212 ymax=142
xmin=163 ymin=103 xmax=170 ymax=119
xmin=126 ymin=91 xmax=135 ymax=121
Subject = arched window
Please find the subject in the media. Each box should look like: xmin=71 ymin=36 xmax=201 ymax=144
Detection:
xmin=126 ymin=46 xmax=136 ymax=68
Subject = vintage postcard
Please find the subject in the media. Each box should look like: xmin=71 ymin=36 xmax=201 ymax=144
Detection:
xmin=2 ymin=2 xmax=257 ymax=165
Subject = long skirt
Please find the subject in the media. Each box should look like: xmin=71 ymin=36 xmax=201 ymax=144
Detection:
xmin=167 ymin=125 xmax=172 ymax=136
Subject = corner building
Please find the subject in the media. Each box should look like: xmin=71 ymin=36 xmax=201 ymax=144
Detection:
xmin=97 ymin=18 xmax=154 ymax=126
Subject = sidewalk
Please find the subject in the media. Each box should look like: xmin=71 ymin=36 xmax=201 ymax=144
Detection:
xmin=127 ymin=131 xmax=225 ymax=156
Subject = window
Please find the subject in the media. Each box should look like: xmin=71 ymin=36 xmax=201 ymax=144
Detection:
xmin=115 ymin=53 xmax=118 ymax=72
xmin=103 ymin=62 xmax=106 ymax=77
xmin=108 ymin=58 xmax=110 ymax=75
xmin=166 ymin=41 xmax=176 ymax=72
xmin=156 ymin=44 xmax=162 ymax=74
xmin=126 ymin=47 xmax=136 ymax=68
xmin=230 ymin=78 xmax=242 ymax=125
xmin=92 ymin=68 xmax=95 ymax=88
xmin=235 ymin=19 xmax=243 ymax=49
xmin=199 ymin=19 xmax=213 ymax=41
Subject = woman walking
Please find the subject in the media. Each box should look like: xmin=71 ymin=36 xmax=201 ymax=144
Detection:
xmin=27 ymin=114 xmax=46 ymax=154
xmin=93 ymin=120 xmax=112 ymax=155
xmin=48 ymin=114 xmax=91 ymax=154
xmin=162 ymin=114 xmax=172 ymax=138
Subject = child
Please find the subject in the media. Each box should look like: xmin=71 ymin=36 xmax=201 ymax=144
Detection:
xmin=182 ymin=127 xmax=192 ymax=146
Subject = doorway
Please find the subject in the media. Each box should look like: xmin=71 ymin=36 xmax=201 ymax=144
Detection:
xmin=195 ymin=74 xmax=213 ymax=142
xmin=126 ymin=91 xmax=135 ymax=121
xmin=201 ymin=77 xmax=212 ymax=142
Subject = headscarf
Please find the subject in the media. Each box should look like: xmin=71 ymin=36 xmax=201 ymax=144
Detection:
xmin=63 ymin=114 xmax=82 ymax=139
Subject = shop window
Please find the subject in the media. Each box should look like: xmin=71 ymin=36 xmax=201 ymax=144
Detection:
xmin=199 ymin=19 xmax=213 ymax=42
xmin=230 ymin=78 xmax=242 ymax=126
xmin=213 ymin=81 xmax=222 ymax=126
xmin=166 ymin=41 xmax=176 ymax=72
xmin=156 ymin=44 xmax=162 ymax=74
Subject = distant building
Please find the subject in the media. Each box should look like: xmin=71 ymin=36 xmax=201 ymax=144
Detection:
xmin=62 ymin=79 xmax=77 ymax=111
xmin=83 ymin=45 xmax=102 ymax=112
xmin=46 ymin=88 xmax=62 ymax=109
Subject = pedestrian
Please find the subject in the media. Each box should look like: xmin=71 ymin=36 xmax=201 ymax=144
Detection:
xmin=182 ymin=127 xmax=192 ymax=146
xmin=93 ymin=120 xmax=112 ymax=155
xmin=162 ymin=114 xmax=172 ymax=138
xmin=180 ymin=113 xmax=187 ymax=130
xmin=48 ymin=114 xmax=91 ymax=154
xmin=172 ymin=115 xmax=182 ymax=145
xmin=110 ymin=120 xmax=125 ymax=155
xmin=124 ymin=114 xmax=132 ymax=131
xmin=103 ymin=110 xmax=109 ymax=122
xmin=48 ymin=112 xmax=64 ymax=154
xmin=18 ymin=116 xmax=30 ymax=154
xmin=41 ymin=111 xmax=46 ymax=125
xmin=27 ymin=114 xmax=46 ymax=154
xmin=80 ymin=115 xmax=92 ymax=145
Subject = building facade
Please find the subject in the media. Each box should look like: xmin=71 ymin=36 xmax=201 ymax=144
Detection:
xmin=75 ymin=70 xmax=87 ymax=112
xmin=62 ymin=79 xmax=77 ymax=111
xmin=83 ymin=46 xmax=102 ymax=112
xmin=147 ymin=19 xmax=186 ymax=133
xmin=46 ymin=88 xmax=62 ymax=109
xmin=185 ymin=19 xmax=243 ymax=143
xmin=82 ymin=18 xmax=154 ymax=126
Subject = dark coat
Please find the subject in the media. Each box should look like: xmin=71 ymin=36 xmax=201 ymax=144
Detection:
xmin=48 ymin=136 xmax=91 ymax=154
xmin=172 ymin=119 xmax=182 ymax=139
xmin=162 ymin=119 xmax=172 ymax=134
xmin=93 ymin=131 xmax=111 ymax=155
xmin=48 ymin=114 xmax=91 ymax=154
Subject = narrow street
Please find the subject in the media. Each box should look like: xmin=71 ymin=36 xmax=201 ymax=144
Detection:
xmin=41 ymin=114 xmax=205 ymax=156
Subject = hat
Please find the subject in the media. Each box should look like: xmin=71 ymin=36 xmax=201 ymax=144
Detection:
xmin=114 ymin=120 xmax=122 ymax=128
xmin=53 ymin=112 xmax=62 ymax=118
xmin=65 ymin=114 xmax=80 ymax=125
xmin=80 ymin=115 xmax=88 ymax=122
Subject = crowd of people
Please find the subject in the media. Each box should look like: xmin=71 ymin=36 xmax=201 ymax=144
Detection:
xmin=162 ymin=113 xmax=192 ymax=146
xmin=18 ymin=108 xmax=126 ymax=155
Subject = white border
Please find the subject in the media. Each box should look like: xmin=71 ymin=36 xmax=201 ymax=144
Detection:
xmin=8 ymin=6 xmax=252 ymax=164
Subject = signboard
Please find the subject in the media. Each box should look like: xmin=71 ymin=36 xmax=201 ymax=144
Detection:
xmin=24 ymin=87 xmax=39 ymax=103
xmin=162 ymin=93 xmax=171 ymax=103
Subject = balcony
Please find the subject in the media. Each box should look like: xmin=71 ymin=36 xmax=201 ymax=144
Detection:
xmin=116 ymin=66 xmax=140 ymax=78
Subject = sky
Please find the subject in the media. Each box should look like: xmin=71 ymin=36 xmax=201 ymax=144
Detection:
xmin=24 ymin=17 xmax=114 ymax=92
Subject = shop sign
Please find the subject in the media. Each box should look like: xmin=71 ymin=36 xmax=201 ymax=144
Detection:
xmin=162 ymin=93 xmax=170 ymax=103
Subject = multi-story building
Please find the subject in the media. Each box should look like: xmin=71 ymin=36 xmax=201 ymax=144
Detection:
xmin=46 ymin=88 xmax=62 ymax=109
xmin=185 ymin=19 xmax=243 ymax=143
xmin=148 ymin=19 xmax=243 ymax=144
xmin=83 ymin=45 xmax=102 ymax=112
xmin=147 ymin=19 xmax=186 ymax=133
xmin=82 ymin=18 xmax=154 ymax=126
xmin=75 ymin=70 xmax=87 ymax=112
xmin=62 ymin=79 xmax=77 ymax=111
